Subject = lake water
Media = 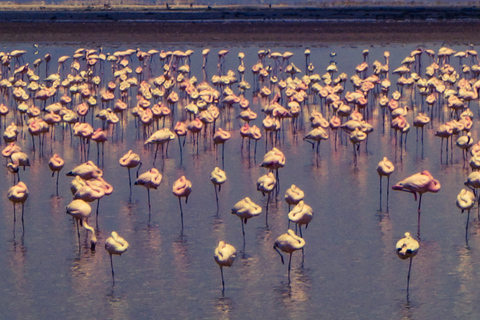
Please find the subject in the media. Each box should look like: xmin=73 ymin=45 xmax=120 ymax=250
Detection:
xmin=0 ymin=22 xmax=480 ymax=320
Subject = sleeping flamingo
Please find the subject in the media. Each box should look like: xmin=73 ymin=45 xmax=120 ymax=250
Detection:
xmin=396 ymin=232 xmax=419 ymax=298
xmin=105 ymin=231 xmax=129 ymax=286
xmin=214 ymin=241 xmax=236 ymax=291
xmin=172 ymin=176 xmax=192 ymax=229
xmin=392 ymin=171 xmax=441 ymax=235
xmin=273 ymin=229 xmax=305 ymax=282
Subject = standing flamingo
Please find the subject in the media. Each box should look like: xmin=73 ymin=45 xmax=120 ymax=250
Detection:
xmin=377 ymin=157 xmax=394 ymax=210
xmin=456 ymin=188 xmax=476 ymax=245
xmin=119 ymin=150 xmax=142 ymax=199
xmin=210 ymin=167 xmax=226 ymax=211
xmin=285 ymin=184 xmax=305 ymax=211
xmin=231 ymin=197 xmax=261 ymax=247
xmin=7 ymin=181 xmax=28 ymax=231
xmin=144 ymin=128 xmax=176 ymax=166
xmin=134 ymin=168 xmax=162 ymax=220
xmin=256 ymin=172 xmax=276 ymax=224
xmin=172 ymin=175 xmax=192 ymax=229
xmin=65 ymin=199 xmax=97 ymax=250
xmin=214 ymin=241 xmax=236 ymax=291
xmin=48 ymin=154 xmax=64 ymax=195
xmin=105 ymin=231 xmax=129 ymax=286
xmin=392 ymin=171 xmax=441 ymax=236
xmin=273 ymin=229 xmax=305 ymax=282
xmin=287 ymin=200 xmax=313 ymax=238
xmin=66 ymin=161 xmax=103 ymax=180
xmin=395 ymin=232 xmax=419 ymax=298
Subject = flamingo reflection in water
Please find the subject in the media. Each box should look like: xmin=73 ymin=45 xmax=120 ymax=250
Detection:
xmin=392 ymin=170 xmax=441 ymax=236
xmin=273 ymin=229 xmax=305 ymax=282
xmin=395 ymin=232 xmax=419 ymax=299
xmin=105 ymin=231 xmax=129 ymax=286
xmin=214 ymin=241 xmax=236 ymax=291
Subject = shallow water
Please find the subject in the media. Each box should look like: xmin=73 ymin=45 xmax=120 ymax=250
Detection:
xmin=0 ymin=26 xmax=480 ymax=320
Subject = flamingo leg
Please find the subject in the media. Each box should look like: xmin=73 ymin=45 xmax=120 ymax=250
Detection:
xmin=178 ymin=197 xmax=184 ymax=229
xmin=273 ymin=245 xmax=284 ymax=265
xmin=241 ymin=219 xmax=245 ymax=248
xmin=21 ymin=203 xmax=24 ymax=231
xmin=466 ymin=209 xmax=470 ymax=246
xmin=128 ymin=168 xmax=132 ymax=200
xmin=147 ymin=188 xmax=151 ymax=221
xmin=288 ymin=252 xmax=293 ymax=282
xmin=214 ymin=185 xmax=219 ymax=213
xmin=220 ymin=266 xmax=225 ymax=291
xmin=110 ymin=254 xmax=115 ymax=286
xmin=407 ymin=257 xmax=413 ymax=297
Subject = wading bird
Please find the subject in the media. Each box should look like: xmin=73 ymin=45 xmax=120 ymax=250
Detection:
xmin=273 ymin=229 xmax=305 ymax=282
xmin=105 ymin=231 xmax=129 ymax=286
xmin=214 ymin=241 xmax=236 ymax=291
xmin=395 ymin=232 xmax=419 ymax=298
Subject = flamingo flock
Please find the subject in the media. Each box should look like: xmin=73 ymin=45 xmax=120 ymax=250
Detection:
xmin=1 ymin=43 xmax=479 ymax=298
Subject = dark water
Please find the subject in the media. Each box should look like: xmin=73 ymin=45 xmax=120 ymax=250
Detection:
xmin=0 ymin=26 xmax=479 ymax=320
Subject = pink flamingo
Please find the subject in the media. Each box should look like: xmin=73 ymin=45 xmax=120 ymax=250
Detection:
xmin=48 ymin=154 xmax=64 ymax=195
xmin=214 ymin=241 xmax=236 ymax=291
xmin=392 ymin=171 xmax=441 ymax=235
xmin=172 ymin=176 xmax=192 ymax=229
xmin=66 ymin=199 xmax=97 ymax=250
xmin=7 ymin=181 xmax=28 ymax=231
xmin=396 ymin=232 xmax=419 ymax=298
xmin=119 ymin=150 xmax=142 ymax=198
xmin=135 ymin=168 xmax=162 ymax=220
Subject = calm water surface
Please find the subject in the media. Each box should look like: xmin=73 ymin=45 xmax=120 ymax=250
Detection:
xmin=0 ymin=27 xmax=480 ymax=320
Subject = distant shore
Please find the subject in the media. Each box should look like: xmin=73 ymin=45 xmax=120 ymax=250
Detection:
xmin=1 ymin=4 xmax=480 ymax=43
xmin=0 ymin=4 xmax=480 ymax=23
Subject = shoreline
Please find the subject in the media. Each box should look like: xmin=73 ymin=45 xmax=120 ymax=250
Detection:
xmin=0 ymin=5 xmax=479 ymax=23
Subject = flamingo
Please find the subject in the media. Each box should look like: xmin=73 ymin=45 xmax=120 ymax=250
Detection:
xmin=231 ymin=197 xmax=261 ymax=247
xmin=73 ymin=179 xmax=107 ymax=227
xmin=134 ymin=168 xmax=162 ymax=220
xmin=273 ymin=229 xmax=305 ymax=282
xmin=395 ymin=232 xmax=419 ymax=298
xmin=210 ymin=167 xmax=226 ymax=210
xmin=172 ymin=176 xmax=192 ymax=229
xmin=7 ymin=181 xmax=28 ymax=231
xmin=256 ymin=172 xmax=276 ymax=224
xmin=119 ymin=150 xmax=142 ymax=199
xmin=213 ymin=128 xmax=230 ymax=162
xmin=456 ymin=188 xmax=476 ymax=245
xmin=66 ymin=161 xmax=103 ymax=180
xmin=105 ymin=231 xmax=129 ymax=286
xmin=377 ymin=157 xmax=394 ymax=210
xmin=260 ymin=147 xmax=285 ymax=190
xmin=144 ymin=128 xmax=176 ymax=166
xmin=214 ymin=241 xmax=236 ymax=291
xmin=48 ymin=154 xmax=64 ymax=195
xmin=392 ymin=171 xmax=441 ymax=235
xmin=287 ymin=200 xmax=313 ymax=238
xmin=285 ymin=184 xmax=305 ymax=211
xmin=66 ymin=199 xmax=97 ymax=250
xmin=304 ymin=127 xmax=329 ymax=154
